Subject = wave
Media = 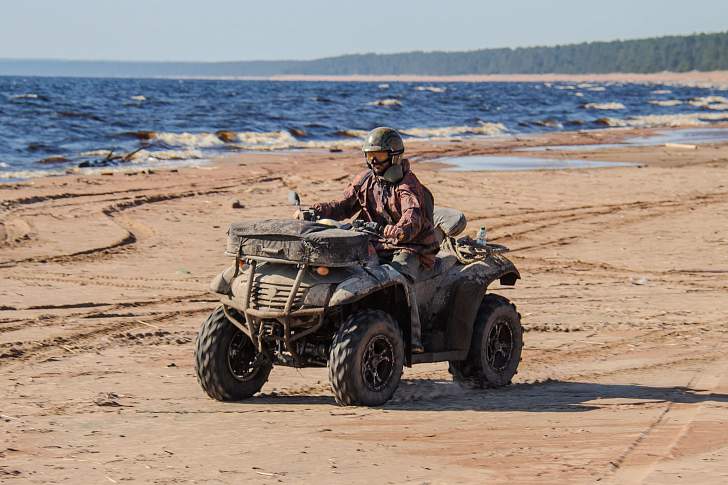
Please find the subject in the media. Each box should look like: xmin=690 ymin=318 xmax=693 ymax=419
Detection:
xmin=335 ymin=129 xmax=369 ymax=138
xmin=0 ymin=168 xmax=63 ymax=180
xmin=378 ymin=83 xmax=390 ymax=89
xmin=10 ymin=93 xmax=46 ymax=100
xmin=132 ymin=149 xmax=204 ymax=161
xmin=597 ymin=112 xmax=728 ymax=128
xmin=652 ymin=89 xmax=672 ymax=95
xmin=689 ymin=96 xmax=728 ymax=110
xmin=415 ymin=86 xmax=447 ymax=93
xmin=584 ymin=102 xmax=625 ymax=110
xmin=0 ymin=162 xmax=8 ymax=168
xmin=367 ymin=99 xmax=402 ymax=107
xmin=154 ymin=131 xmax=225 ymax=147
xmin=649 ymin=100 xmax=683 ymax=107
xmin=130 ymin=95 xmax=146 ymax=101
xmin=402 ymin=122 xmax=506 ymax=138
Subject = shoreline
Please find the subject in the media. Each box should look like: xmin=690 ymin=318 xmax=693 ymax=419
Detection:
xmin=5 ymin=70 xmax=728 ymax=87
xmin=169 ymin=70 xmax=728 ymax=87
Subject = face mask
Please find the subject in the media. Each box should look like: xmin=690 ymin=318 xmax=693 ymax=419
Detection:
xmin=381 ymin=163 xmax=404 ymax=183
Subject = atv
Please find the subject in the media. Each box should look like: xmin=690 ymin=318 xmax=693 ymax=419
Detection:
xmin=194 ymin=192 xmax=522 ymax=406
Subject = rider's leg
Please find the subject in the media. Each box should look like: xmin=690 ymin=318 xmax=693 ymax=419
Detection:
xmin=387 ymin=251 xmax=425 ymax=353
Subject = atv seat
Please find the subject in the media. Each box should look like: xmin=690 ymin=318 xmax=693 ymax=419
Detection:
xmin=419 ymin=254 xmax=458 ymax=281
xmin=433 ymin=207 xmax=467 ymax=245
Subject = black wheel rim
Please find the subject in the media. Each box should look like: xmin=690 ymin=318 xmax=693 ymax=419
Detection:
xmin=485 ymin=318 xmax=514 ymax=372
xmin=227 ymin=331 xmax=260 ymax=382
xmin=361 ymin=335 xmax=395 ymax=392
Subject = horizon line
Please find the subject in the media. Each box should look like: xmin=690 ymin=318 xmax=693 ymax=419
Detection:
xmin=0 ymin=29 xmax=724 ymax=65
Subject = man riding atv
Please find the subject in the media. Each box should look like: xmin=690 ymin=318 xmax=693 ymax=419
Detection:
xmin=195 ymin=127 xmax=522 ymax=406
xmin=296 ymin=127 xmax=438 ymax=352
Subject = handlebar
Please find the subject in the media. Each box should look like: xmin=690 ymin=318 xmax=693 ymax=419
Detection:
xmin=352 ymin=219 xmax=383 ymax=236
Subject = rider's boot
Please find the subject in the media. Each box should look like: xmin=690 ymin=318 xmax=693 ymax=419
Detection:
xmin=409 ymin=300 xmax=425 ymax=353
xmin=411 ymin=324 xmax=424 ymax=353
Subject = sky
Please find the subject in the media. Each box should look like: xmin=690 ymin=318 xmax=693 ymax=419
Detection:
xmin=1 ymin=0 xmax=727 ymax=62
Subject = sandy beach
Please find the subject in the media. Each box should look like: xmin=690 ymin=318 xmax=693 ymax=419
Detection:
xmin=2 ymin=126 xmax=728 ymax=483
xmin=198 ymin=71 xmax=728 ymax=89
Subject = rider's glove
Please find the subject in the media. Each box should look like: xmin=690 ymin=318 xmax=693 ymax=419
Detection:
xmin=383 ymin=224 xmax=405 ymax=242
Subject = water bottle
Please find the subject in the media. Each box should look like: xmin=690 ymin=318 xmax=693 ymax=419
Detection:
xmin=476 ymin=226 xmax=487 ymax=247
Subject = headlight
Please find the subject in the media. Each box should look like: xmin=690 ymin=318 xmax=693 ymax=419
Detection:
xmin=303 ymin=284 xmax=334 ymax=307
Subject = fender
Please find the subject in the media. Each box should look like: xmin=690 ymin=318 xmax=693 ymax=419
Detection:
xmin=330 ymin=264 xmax=421 ymax=363
xmin=209 ymin=264 xmax=236 ymax=295
xmin=461 ymin=253 xmax=520 ymax=288
xmin=442 ymin=254 xmax=520 ymax=352
xmin=329 ymin=264 xmax=413 ymax=308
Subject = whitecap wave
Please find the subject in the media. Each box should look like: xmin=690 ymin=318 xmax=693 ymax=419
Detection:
xmin=555 ymin=85 xmax=576 ymax=90
xmin=584 ymin=102 xmax=625 ymax=110
xmin=415 ymin=86 xmax=447 ymax=93
xmin=10 ymin=93 xmax=39 ymax=99
xmin=402 ymin=122 xmax=506 ymax=138
xmin=132 ymin=149 xmax=204 ymax=161
xmin=0 ymin=162 xmax=9 ymax=168
xmin=367 ymin=99 xmax=402 ymax=107
xmin=378 ymin=83 xmax=390 ymax=89
xmin=0 ymin=168 xmax=63 ymax=180
xmin=588 ymin=86 xmax=606 ymax=92
xmin=689 ymin=95 xmax=728 ymax=106
xmin=80 ymin=149 xmax=116 ymax=158
xmin=649 ymin=99 xmax=683 ymax=107
xmin=155 ymin=131 xmax=225 ymax=147
xmin=652 ymin=89 xmax=672 ymax=95
xmin=234 ymin=130 xmax=298 ymax=146
xmin=689 ymin=96 xmax=728 ymax=110
xmin=598 ymin=112 xmax=728 ymax=128
xmin=130 ymin=95 xmax=146 ymax=101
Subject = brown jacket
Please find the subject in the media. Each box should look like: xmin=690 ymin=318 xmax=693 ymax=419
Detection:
xmin=312 ymin=159 xmax=439 ymax=267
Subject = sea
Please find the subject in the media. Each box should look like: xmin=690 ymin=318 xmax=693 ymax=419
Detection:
xmin=1 ymin=76 xmax=728 ymax=180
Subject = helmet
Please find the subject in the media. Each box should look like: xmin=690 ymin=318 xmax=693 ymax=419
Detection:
xmin=362 ymin=127 xmax=405 ymax=155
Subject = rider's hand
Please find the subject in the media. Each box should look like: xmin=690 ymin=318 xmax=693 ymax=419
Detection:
xmin=383 ymin=224 xmax=404 ymax=242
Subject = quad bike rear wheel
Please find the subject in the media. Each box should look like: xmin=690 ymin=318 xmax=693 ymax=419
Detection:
xmin=329 ymin=309 xmax=404 ymax=406
xmin=449 ymin=294 xmax=523 ymax=388
xmin=195 ymin=306 xmax=272 ymax=401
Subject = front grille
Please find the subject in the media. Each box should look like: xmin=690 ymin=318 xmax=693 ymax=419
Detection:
xmin=250 ymin=280 xmax=309 ymax=311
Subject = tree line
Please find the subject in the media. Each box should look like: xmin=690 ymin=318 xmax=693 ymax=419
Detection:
xmin=1 ymin=31 xmax=726 ymax=77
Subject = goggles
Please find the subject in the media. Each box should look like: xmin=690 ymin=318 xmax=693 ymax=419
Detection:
xmin=364 ymin=151 xmax=391 ymax=164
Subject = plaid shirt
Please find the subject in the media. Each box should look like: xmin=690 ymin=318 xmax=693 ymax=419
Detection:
xmin=313 ymin=159 xmax=439 ymax=267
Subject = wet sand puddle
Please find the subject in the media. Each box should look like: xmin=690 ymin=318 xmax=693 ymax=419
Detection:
xmin=432 ymin=155 xmax=635 ymax=171
xmin=518 ymin=127 xmax=728 ymax=153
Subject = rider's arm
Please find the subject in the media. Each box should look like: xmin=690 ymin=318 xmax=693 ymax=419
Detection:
xmin=311 ymin=177 xmax=362 ymax=221
xmin=393 ymin=185 xmax=425 ymax=242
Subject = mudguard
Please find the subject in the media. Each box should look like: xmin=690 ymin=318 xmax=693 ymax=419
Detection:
xmin=439 ymin=253 xmax=520 ymax=352
xmin=209 ymin=264 xmax=236 ymax=295
xmin=460 ymin=253 xmax=520 ymax=287
xmin=329 ymin=265 xmax=413 ymax=308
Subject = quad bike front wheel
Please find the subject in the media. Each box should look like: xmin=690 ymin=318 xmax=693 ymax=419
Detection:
xmin=449 ymin=294 xmax=523 ymax=388
xmin=329 ymin=309 xmax=405 ymax=406
xmin=194 ymin=306 xmax=272 ymax=401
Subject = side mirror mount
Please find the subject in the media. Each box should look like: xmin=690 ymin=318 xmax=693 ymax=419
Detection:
xmin=288 ymin=191 xmax=301 ymax=207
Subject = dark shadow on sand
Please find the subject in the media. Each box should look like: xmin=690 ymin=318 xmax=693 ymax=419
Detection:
xmin=245 ymin=379 xmax=728 ymax=412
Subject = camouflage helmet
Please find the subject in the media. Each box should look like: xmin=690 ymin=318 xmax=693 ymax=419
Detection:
xmin=362 ymin=127 xmax=405 ymax=155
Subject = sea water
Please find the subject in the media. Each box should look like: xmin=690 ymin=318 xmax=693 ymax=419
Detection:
xmin=1 ymin=76 xmax=727 ymax=179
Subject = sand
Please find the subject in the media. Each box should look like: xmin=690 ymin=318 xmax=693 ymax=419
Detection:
xmin=185 ymin=70 xmax=728 ymax=89
xmin=1 ymin=127 xmax=728 ymax=484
